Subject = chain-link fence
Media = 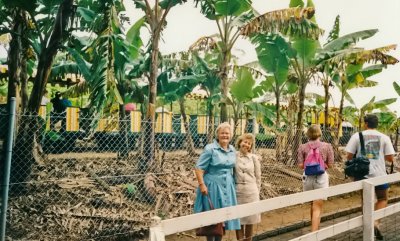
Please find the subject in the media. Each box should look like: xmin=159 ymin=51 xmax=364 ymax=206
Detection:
xmin=1 ymin=109 xmax=397 ymax=240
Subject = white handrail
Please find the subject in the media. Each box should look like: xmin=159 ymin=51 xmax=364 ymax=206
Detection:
xmin=150 ymin=173 xmax=400 ymax=240
xmin=159 ymin=180 xmax=364 ymax=236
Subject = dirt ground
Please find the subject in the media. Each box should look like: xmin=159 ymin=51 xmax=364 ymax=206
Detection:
xmin=5 ymin=147 xmax=400 ymax=240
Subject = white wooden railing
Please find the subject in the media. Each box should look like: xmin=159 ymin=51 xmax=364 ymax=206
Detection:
xmin=149 ymin=173 xmax=400 ymax=241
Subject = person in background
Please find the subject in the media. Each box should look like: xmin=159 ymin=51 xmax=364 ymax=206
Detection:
xmin=61 ymin=93 xmax=72 ymax=108
xmin=298 ymin=125 xmax=334 ymax=231
xmin=41 ymin=90 xmax=50 ymax=106
xmin=235 ymin=133 xmax=261 ymax=241
xmin=50 ymin=91 xmax=68 ymax=131
xmin=194 ymin=122 xmax=240 ymax=241
xmin=345 ymin=114 xmax=395 ymax=240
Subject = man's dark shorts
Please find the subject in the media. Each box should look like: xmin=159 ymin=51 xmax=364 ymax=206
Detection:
xmin=355 ymin=178 xmax=389 ymax=201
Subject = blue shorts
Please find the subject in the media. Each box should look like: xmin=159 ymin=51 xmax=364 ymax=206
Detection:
xmin=376 ymin=183 xmax=390 ymax=190
xmin=355 ymin=177 xmax=389 ymax=200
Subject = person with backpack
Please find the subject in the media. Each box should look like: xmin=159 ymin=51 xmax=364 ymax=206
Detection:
xmin=298 ymin=124 xmax=334 ymax=231
xmin=345 ymin=114 xmax=395 ymax=240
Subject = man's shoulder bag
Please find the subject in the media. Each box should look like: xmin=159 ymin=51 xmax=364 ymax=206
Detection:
xmin=344 ymin=132 xmax=370 ymax=179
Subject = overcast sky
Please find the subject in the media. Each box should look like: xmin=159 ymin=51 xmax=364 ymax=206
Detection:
xmin=124 ymin=0 xmax=400 ymax=114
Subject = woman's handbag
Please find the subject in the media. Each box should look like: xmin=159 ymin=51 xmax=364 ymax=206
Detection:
xmin=344 ymin=132 xmax=370 ymax=179
xmin=195 ymin=196 xmax=224 ymax=236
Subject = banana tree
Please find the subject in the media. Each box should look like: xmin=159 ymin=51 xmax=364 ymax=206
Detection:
xmin=246 ymin=0 xmax=324 ymax=165
xmin=376 ymin=111 xmax=400 ymax=150
xmin=228 ymin=67 xmax=256 ymax=136
xmin=356 ymin=97 xmax=397 ymax=129
xmin=64 ymin=1 xmax=147 ymax=158
xmin=192 ymin=53 xmax=221 ymax=143
xmin=133 ymin=0 xmax=187 ymax=172
xmin=193 ymin=0 xmax=252 ymax=122
xmin=316 ymin=27 xmax=382 ymax=129
xmin=327 ymin=50 xmax=398 ymax=136
xmin=317 ymin=15 xmax=340 ymax=129
xmin=229 ymin=66 xmax=278 ymax=149
xmin=251 ymin=33 xmax=297 ymax=127
xmin=194 ymin=0 xmax=321 ymax=122
xmin=391 ymin=81 xmax=400 ymax=149
xmin=158 ymin=63 xmax=204 ymax=155
xmin=7 ymin=0 xmax=77 ymax=185
xmin=1 ymin=0 xmax=37 ymax=112
xmin=326 ymin=62 xmax=397 ymax=161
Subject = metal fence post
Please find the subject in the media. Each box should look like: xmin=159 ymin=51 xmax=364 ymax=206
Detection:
xmin=362 ymin=180 xmax=375 ymax=241
xmin=149 ymin=216 xmax=165 ymax=241
xmin=1 ymin=97 xmax=17 ymax=241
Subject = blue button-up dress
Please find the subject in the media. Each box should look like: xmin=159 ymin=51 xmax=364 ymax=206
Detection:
xmin=193 ymin=140 xmax=240 ymax=230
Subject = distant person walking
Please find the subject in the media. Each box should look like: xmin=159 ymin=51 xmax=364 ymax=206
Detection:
xmin=235 ymin=133 xmax=261 ymax=241
xmin=298 ymin=125 xmax=334 ymax=231
xmin=345 ymin=114 xmax=395 ymax=240
xmin=50 ymin=91 xmax=69 ymax=131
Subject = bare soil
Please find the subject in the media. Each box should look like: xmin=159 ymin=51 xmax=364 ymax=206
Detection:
xmin=5 ymin=148 xmax=399 ymax=241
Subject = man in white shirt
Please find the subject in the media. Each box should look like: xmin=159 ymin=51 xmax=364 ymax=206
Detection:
xmin=345 ymin=114 xmax=395 ymax=240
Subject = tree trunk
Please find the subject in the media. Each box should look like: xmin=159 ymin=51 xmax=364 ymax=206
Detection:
xmin=292 ymin=81 xmax=307 ymax=165
xmin=118 ymin=104 xmax=130 ymax=159
xmin=394 ymin=127 xmax=399 ymax=152
xmin=28 ymin=0 xmax=74 ymax=113
xmin=141 ymin=26 xmax=161 ymax=173
xmin=275 ymin=90 xmax=280 ymax=127
xmin=283 ymin=96 xmax=297 ymax=164
xmin=11 ymin=0 xmax=75 ymax=188
xmin=7 ymin=9 xmax=23 ymax=111
xmin=179 ymin=98 xmax=196 ymax=155
xmin=231 ymin=107 xmax=239 ymax=141
xmin=219 ymin=50 xmax=230 ymax=123
xmin=206 ymin=102 xmax=214 ymax=144
xmin=275 ymin=89 xmax=283 ymax=162
xmin=358 ymin=111 xmax=363 ymax=129
xmin=20 ymin=49 xmax=29 ymax=112
xmin=324 ymin=80 xmax=329 ymax=130
xmin=332 ymin=92 xmax=345 ymax=163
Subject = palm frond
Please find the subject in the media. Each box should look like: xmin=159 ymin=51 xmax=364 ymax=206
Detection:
xmin=326 ymin=15 xmax=340 ymax=44
xmin=327 ymin=45 xmax=398 ymax=65
xmin=232 ymin=63 xmax=267 ymax=80
xmin=189 ymin=35 xmax=219 ymax=52
xmin=240 ymin=7 xmax=324 ymax=39
xmin=64 ymin=79 xmax=89 ymax=98
xmin=162 ymin=51 xmax=195 ymax=73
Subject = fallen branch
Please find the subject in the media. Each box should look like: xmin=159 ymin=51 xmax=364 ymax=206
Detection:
xmin=84 ymin=166 xmax=111 ymax=192
xmin=275 ymin=167 xmax=302 ymax=180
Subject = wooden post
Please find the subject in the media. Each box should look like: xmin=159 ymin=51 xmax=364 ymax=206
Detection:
xmin=362 ymin=180 xmax=375 ymax=241
xmin=150 ymin=216 xmax=165 ymax=241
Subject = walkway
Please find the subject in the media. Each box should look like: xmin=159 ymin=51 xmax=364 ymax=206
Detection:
xmin=260 ymin=210 xmax=400 ymax=240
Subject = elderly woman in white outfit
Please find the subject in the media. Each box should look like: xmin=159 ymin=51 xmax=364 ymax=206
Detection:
xmin=235 ymin=133 xmax=261 ymax=241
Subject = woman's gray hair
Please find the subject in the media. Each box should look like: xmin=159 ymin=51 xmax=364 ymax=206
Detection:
xmin=215 ymin=122 xmax=232 ymax=140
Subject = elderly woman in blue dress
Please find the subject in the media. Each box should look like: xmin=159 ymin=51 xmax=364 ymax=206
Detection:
xmin=194 ymin=122 xmax=240 ymax=241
